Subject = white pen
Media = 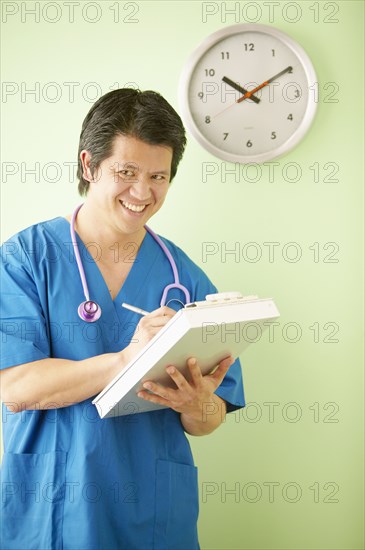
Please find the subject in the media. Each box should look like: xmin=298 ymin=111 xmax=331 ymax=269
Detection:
xmin=121 ymin=302 xmax=150 ymax=316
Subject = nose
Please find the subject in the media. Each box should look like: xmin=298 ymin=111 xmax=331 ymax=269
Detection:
xmin=128 ymin=174 xmax=152 ymax=201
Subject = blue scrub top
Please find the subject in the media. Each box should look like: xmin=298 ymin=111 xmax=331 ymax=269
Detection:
xmin=0 ymin=217 xmax=245 ymax=550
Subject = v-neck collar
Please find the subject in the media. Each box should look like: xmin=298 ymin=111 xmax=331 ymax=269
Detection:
xmin=76 ymin=227 xmax=150 ymax=306
xmin=48 ymin=217 xmax=160 ymax=310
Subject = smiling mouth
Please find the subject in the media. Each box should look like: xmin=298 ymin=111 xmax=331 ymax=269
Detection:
xmin=120 ymin=200 xmax=148 ymax=213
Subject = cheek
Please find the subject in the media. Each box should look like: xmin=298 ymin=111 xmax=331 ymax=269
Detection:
xmin=109 ymin=178 xmax=126 ymax=198
xmin=155 ymin=185 xmax=169 ymax=203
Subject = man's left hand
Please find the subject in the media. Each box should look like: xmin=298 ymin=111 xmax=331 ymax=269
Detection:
xmin=137 ymin=356 xmax=233 ymax=433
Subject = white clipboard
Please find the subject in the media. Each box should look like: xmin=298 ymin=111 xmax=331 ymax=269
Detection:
xmin=92 ymin=292 xmax=280 ymax=418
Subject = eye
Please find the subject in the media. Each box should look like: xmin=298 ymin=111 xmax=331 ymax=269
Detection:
xmin=152 ymin=175 xmax=166 ymax=181
xmin=118 ymin=170 xmax=135 ymax=177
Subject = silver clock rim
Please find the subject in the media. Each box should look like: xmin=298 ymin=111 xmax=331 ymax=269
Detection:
xmin=178 ymin=23 xmax=318 ymax=164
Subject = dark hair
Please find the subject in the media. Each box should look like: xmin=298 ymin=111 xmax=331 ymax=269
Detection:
xmin=77 ymin=88 xmax=187 ymax=196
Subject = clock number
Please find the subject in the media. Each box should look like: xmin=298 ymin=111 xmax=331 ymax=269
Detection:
xmin=204 ymin=69 xmax=215 ymax=77
xmin=244 ymin=43 xmax=254 ymax=52
xmin=221 ymin=52 xmax=230 ymax=60
xmin=294 ymin=88 xmax=301 ymax=98
xmin=205 ymin=116 xmax=211 ymax=124
xmin=198 ymin=92 xmax=204 ymax=100
xmin=271 ymin=49 xmax=275 ymax=57
xmin=246 ymin=140 xmax=253 ymax=148
xmin=223 ymin=133 xmax=229 ymax=140
xmin=271 ymin=132 xmax=277 ymax=140
xmin=287 ymin=114 xmax=293 ymax=121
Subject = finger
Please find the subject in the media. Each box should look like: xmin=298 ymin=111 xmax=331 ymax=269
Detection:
xmin=141 ymin=380 xmax=178 ymax=402
xmin=208 ymin=356 xmax=234 ymax=386
xmin=147 ymin=315 xmax=173 ymax=327
xmin=186 ymin=357 xmax=203 ymax=387
xmin=137 ymin=389 xmax=171 ymax=407
xmin=165 ymin=365 xmax=193 ymax=392
xmin=143 ymin=309 xmax=175 ymax=327
xmin=139 ymin=313 xmax=174 ymax=330
xmin=146 ymin=306 xmax=176 ymax=319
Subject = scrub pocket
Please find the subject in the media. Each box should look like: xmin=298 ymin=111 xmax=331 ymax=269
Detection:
xmin=153 ymin=459 xmax=199 ymax=550
xmin=1 ymin=450 xmax=67 ymax=550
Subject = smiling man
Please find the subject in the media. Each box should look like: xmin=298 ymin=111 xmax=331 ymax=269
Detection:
xmin=0 ymin=88 xmax=245 ymax=550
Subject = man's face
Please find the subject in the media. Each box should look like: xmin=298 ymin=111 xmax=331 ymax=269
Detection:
xmin=82 ymin=134 xmax=173 ymax=237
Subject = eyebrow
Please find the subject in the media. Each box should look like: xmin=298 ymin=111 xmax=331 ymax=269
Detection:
xmin=117 ymin=162 xmax=170 ymax=175
xmin=150 ymin=170 xmax=171 ymax=175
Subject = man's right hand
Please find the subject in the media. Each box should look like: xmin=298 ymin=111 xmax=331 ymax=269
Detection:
xmin=122 ymin=306 xmax=176 ymax=364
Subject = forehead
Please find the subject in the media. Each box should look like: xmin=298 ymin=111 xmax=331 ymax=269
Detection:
xmin=108 ymin=134 xmax=173 ymax=170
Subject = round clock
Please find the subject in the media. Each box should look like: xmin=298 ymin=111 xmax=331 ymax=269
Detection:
xmin=178 ymin=23 xmax=318 ymax=163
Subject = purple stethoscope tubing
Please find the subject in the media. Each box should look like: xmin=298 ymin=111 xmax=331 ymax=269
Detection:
xmin=70 ymin=204 xmax=191 ymax=322
xmin=144 ymin=226 xmax=190 ymax=307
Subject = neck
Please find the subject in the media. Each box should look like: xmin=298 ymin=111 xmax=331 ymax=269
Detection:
xmin=70 ymin=201 xmax=146 ymax=264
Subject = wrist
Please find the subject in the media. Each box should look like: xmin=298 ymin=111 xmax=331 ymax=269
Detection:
xmin=181 ymin=395 xmax=225 ymax=436
xmin=108 ymin=350 xmax=129 ymax=380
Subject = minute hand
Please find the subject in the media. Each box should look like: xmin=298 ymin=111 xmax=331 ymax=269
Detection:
xmin=237 ymin=66 xmax=293 ymax=103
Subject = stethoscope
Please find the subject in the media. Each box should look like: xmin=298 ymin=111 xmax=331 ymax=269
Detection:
xmin=70 ymin=204 xmax=191 ymax=322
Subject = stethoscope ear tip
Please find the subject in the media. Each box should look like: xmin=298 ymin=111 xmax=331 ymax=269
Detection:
xmin=78 ymin=301 xmax=102 ymax=322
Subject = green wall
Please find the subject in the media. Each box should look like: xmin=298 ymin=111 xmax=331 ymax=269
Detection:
xmin=1 ymin=1 xmax=364 ymax=548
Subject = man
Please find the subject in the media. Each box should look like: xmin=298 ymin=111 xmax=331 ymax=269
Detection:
xmin=0 ymin=88 xmax=245 ymax=549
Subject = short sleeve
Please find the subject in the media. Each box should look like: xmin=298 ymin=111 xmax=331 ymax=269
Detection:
xmin=214 ymin=358 xmax=245 ymax=413
xmin=1 ymin=245 xmax=50 ymax=370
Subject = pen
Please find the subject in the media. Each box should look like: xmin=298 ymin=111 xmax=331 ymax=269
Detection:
xmin=121 ymin=303 xmax=150 ymax=316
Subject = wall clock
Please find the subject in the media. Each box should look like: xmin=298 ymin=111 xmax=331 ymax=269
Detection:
xmin=178 ymin=23 xmax=318 ymax=163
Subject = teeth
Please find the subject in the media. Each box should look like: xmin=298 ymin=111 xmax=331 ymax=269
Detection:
xmin=122 ymin=201 xmax=146 ymax=213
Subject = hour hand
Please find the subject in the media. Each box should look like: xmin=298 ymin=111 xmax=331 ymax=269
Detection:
xmin=222 ymin=76 xmax=260 ymax=104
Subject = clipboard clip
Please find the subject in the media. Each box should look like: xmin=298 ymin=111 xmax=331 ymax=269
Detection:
xmin=185 ymin=292 xmax=259 ymax=309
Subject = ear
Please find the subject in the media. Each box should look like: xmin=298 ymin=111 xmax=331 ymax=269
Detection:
xmin=80 ymin=150 xmax=93 ymax=182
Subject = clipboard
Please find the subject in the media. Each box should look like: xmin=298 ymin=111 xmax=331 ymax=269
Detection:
xmin=92 ymin=292 xmax=280 ymax=418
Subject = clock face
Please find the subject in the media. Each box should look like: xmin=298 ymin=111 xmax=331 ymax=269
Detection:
xmin=179 ymin=24 xmax=318 ymax=163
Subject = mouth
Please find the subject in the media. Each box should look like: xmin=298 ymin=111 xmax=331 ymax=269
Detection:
xmin=119 ymin=200 xmax=149 ymax=214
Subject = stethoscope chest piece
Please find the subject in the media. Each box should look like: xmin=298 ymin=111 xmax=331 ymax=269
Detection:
xmin=78 ymin=301 xmax=102 ymax=322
